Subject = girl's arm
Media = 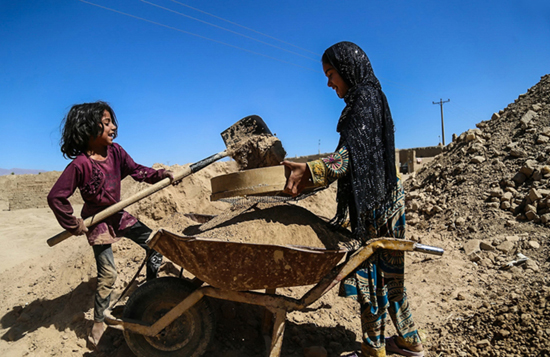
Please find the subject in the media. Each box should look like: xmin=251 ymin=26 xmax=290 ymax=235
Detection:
xmin=118 ymin=144 xmax=169 ymax=184
xmin=283 ymin=146 xmax=349 ymax=196
xmin=47 ymin=163 xmax=84 ymax=233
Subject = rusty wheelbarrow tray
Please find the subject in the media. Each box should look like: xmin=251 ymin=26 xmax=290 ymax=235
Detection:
xmin=147 ymin=229 xmax=348 ymax=291
xmin=105 ymin=230 xmax=444 ymax=357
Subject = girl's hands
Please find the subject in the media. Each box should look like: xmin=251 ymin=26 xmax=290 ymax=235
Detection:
xmin=68 ymin=218 xmax=88 ymax=236
xmin=282 ymin=161 xmax=311 ymax=197
xmin=163 ymin=170 xmax=181 ymax=186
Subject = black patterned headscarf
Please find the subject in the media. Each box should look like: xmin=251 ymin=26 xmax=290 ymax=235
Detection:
xmin=323 ymin=41 xmax=397 ymax=240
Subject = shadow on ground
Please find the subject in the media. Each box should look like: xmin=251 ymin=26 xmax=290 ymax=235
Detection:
xmin=1 ymin=280 xmax=95 ymax=343
xmin=2 ymin=281 xmax=360 ymax=357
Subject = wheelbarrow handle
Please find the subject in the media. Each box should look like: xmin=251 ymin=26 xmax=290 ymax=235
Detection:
xmin=337 ymin=239 xmax=444 ymax=284
xmin=413 ymin=243 xmax=444 ymax=256
xmin=47 ymin=150 xmax=230 ymax=247
xmin=301 ymin=239 xmax=445 ymax=307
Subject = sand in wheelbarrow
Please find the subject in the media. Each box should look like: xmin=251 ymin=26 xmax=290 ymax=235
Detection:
xmin=182 ymin=201 xmax=357 ymax=250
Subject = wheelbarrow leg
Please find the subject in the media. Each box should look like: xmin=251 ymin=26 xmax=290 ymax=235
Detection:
xmin=268 ymin=308 xmax=286 ymax=357
xmin=262 ymin=289 xmax=276 ymax=353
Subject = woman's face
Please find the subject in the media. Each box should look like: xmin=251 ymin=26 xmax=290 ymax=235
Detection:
xmin=323 ymin=62 xmax=349 ymax=98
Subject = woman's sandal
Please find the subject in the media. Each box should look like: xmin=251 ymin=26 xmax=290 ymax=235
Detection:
xmin=341 ymin=353 xmax=360 ymax=357
xmin=385 ymin=336 xmax=424 ymax=357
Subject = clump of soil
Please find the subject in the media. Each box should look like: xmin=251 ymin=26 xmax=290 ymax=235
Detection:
xmin=183 ymin=201 xmax=356 ymax=250
xmin=222 ymin=114 xmax=286 ymax=170
xmin=229 ymin=134 xmax=286 ymax=170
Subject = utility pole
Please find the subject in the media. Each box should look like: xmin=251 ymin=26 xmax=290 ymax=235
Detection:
xmin=318 ymin=139 xmax=321 ymax=155
xmin=432 ymin=98 xmax=450 ymax=145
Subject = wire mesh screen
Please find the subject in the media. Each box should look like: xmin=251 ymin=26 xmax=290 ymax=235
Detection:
xmin=217 ymin=186 xmax=329 ymax=207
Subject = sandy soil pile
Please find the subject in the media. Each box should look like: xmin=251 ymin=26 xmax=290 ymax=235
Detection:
xmin=1 ymin=74 xmax=549 ymax=357
xmin=181 ymin=202 xmax=355 ymax=250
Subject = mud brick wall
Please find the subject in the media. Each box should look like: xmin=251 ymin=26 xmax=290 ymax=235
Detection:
xmin=0 ymin=172 xmax=83 ymax=211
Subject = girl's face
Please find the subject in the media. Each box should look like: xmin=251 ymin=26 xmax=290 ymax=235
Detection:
xmin=90 ymin=110 xmax=117 ymax=147
xmin=323 ymin=62 xmax=349 ymax=98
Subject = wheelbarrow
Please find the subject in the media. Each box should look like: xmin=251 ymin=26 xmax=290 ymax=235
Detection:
xmin=103 ymin=222 xmax=444 ymax=357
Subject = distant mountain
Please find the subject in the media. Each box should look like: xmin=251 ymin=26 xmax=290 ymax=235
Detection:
xmin=0 ymin=168 xmax=48 ymax=176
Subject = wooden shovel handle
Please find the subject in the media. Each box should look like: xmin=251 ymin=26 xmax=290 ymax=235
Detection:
xmin=47 ymin=151 xmax=228 ymax=247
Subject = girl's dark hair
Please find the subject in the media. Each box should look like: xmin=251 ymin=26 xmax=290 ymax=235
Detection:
xmin=60 ymin=101 xmax=118 ymax=159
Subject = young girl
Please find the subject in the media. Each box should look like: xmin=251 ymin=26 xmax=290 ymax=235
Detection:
xmin=283 ymin=42 xmax=424 ymax=357
xmin=47 ymin=101 xmax=175 ymax=347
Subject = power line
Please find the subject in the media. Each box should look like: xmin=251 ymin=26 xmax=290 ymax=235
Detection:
xmin=79 ymin=0 xmax=318 ymax=71
xmin=140 ymin=0 xmax=319 ymax=62
xmin=80 ymin=0 xmax=462 ymax=110
xmin=165 ymin=0 xmax=475 ymax=113
xmin=167 ymin=0 xmax=321 ymax=57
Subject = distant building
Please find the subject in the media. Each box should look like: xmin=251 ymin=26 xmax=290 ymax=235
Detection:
xmin=397 ymin=145 xmax=443 ymax=174
xmin=290 ymin=145 xmax=443 ymax=175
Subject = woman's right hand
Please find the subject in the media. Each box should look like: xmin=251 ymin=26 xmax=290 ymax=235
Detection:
xmin=282 ymin=161 xmax=311 ymax=197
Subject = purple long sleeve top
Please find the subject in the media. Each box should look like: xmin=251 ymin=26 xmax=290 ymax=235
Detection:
xmin=47 ymin=143 xmax=166 ymax=245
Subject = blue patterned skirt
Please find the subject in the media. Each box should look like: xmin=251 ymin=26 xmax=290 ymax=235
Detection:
xmin=339 ymin=178 xmax=421 ymax=349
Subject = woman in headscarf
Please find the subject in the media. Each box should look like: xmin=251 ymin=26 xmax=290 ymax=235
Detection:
xmin=283 ymin=41 xmax=424 ymax=357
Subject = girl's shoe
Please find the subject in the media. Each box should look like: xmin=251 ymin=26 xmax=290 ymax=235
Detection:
xmin=87 ymin=322 xmax=105 ymax=350
xmin=87 ymin=333 xmax=99 ymax=349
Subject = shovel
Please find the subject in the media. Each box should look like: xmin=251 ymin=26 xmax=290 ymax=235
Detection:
xmin=47 ymin=115 xmax=275 ymax=247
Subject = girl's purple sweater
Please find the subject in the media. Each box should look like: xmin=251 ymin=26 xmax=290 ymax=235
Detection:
xmin=48 ymin=143 xmax=166 ymax=245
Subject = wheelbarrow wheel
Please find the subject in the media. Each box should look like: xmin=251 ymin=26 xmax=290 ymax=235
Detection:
xmin=123 ymin=277 xmax=214 ymax=357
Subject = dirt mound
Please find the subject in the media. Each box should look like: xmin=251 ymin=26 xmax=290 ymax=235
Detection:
xmin=0 ymin=161 xmax=360 ymax=357
xmin=181 ymin=202 xmax=355 ymax=250
xmin=404 ymin=73 xmax=550 ymax=355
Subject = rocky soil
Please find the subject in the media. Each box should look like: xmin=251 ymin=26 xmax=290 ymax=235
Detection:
xmin=405 ymin=74 xmax=550 ymax=356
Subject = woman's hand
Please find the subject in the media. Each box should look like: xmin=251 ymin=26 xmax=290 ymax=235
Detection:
xmin=282 ymin=161 xmax=311 ymax=197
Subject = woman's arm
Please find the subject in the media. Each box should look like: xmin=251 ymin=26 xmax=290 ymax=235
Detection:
xmin=283 ymin=146 xmax=349 ymax=197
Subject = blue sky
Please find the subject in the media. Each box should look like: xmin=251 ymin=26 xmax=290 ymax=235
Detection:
xmin=1 ymin=0 xmax=549 ymax=171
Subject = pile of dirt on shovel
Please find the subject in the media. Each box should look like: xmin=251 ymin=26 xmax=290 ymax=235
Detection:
xmin=181 ymin=201 xmax=357 ymax=250
xmin=230 ymin=134 xmax=287 ymax=170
